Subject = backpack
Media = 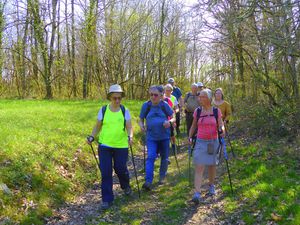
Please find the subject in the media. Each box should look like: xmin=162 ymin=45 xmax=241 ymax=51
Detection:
xmin=185 ymin=92 xmax=199 ymax=103
xmin=185 ymin=92 xmax=191 ymax=103
xmin=144 ymin=100 xmax=169 ymax=119
xmin=101 ymin=104 xmax=126 ymax=131
xmin=196 ymin=106 xmax=219 ymax=130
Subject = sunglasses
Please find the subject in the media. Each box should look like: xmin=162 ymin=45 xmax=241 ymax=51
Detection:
xmin=112 ymin=96 xmax=122 ymax=100
xmin=150 ymin=93 xmax=159 ymax=97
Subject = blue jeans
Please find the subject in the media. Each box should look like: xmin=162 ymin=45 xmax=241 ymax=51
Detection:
xmin=98 ymin=145 xmax=130 ymax=203
xmin=145 ymin=139 xmax=170 ymax=183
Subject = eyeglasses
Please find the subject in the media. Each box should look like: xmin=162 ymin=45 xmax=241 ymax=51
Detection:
xmin=112 ymin=96 xmax=122 ymax=101
xmin=150 ymin=93 xmax=159 ymax=97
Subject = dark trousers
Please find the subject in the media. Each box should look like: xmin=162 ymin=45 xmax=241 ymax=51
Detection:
xmin=186 ymin=112 xmax=194 ymax=136
xmin=176 ymin=111 xmax=180 ymax=133
xmin=98 ymin=145 xmax=130 ymax=203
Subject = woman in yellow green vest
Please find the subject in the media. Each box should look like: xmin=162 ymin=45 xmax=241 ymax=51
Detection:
xmin=87 ymin=84 xmax=133 ymax=210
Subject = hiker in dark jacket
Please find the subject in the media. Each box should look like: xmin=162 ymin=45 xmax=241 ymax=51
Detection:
xmin=168 ymin=78 xmax=183 ymax=135
xmin=139 ymin=85 xmax=175 ymax=190
xmin=184 ymin=83 xmax=200 ymax=136
xmin=87 ymin=84 xmax=133 ymax=210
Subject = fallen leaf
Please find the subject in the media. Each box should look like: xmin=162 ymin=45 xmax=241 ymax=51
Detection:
xmin=0 ymin=183 xmax=12 ymax=195
xmin=271 ymin=212 xmax=282 ymax=221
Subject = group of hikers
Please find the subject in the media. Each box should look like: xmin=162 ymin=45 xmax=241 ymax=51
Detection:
xmin=86 ymin=78 xmax=232 ymax=210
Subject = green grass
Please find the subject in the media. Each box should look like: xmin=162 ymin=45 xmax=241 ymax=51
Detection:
xmin=0 ymin=100 xmax=299 ymax=224
xmin=221 ymin=140 xmax=300 ymax=224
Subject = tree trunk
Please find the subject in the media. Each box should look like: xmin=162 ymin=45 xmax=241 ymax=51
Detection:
xmin=158 ymin=0 xmax=166 ymax=84
xmin=71 ymin=0 xmax=76 ymax=97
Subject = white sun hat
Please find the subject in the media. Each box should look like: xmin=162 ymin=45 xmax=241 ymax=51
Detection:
xmin=197 ymin=82 xmax=204 ymax=87
xmin=107 ymin=84 xmax=125 ymax=99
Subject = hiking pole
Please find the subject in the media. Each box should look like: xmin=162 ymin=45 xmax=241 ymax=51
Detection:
xmin=188 ymin=138 xmax=196 ymax=186
xmin=224 ymin=124 xmax=236 ymax=158
xmin=129 ymin=144 xmax=141 ymax=198
xmin=172 ymin=143 xmax=181 ymax=175
xmin=220 ymin=137 xmax=234 ymax=195
xmin=142 ymin=135 xmax=146 ymax=173
xmin=88 ymin=143 xmax=101 ymax=173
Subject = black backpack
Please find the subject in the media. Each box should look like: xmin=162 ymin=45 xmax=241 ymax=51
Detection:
xmin=196 ymin=106 xmax=219 ymax=129
xmin=101 ymin=104 xmax=126 ymax=131
xmin=144 ymin=100 xmax=169 ymax=119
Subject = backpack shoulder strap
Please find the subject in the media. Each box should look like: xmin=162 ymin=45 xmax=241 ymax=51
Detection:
xmin=213 ymin=107 xmax=219 ymax=128
xmin=196 ymin=106 xmax=202 ymax=123
xmin=186 ymin=92 xmax=191 ymax=100
xmin=160 ymin=101 xmax=169 ymax=118
xmin=120 ymin=104 xmax=126 ymax=131
xmin=101 ymin=105 xmax=108 ymax=121
xmin=144 ymin=100 xmax=152 ymax=118
xmin=184 ymin=92 xmax=190 ymax=103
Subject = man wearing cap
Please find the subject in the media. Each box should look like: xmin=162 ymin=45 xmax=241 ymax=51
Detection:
xmin=87 ymin=84 xmax=133 ymax=210
xmin=184 ymin=83 xmax=200 ymax=136
xmin=168 ymin=78 xmax=183 ymax=135
xmin=197 ymin=82 xmax=204 ymax=94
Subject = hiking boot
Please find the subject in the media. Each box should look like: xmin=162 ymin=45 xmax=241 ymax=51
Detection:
xmin=101 ymin=201 xmax=112 ymax=210
xmin=124 ymin=186 xmax=132 ymax=196
xmin=142 ymin=182 xmax=152 ymax=191
xmin=208 ymin=184 xmax=216 ymax=196
xmin=158 ymin=177 xmax=165 ymax=185
xmin=192 ymin=192 xmax=202 ymax=204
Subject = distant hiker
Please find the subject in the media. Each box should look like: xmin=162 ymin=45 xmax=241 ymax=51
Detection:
xmin=188 ymin=89 xmax=225 ymax=204
xmin=164 ymin=84 xmax=179 ymax=156
xmin=168 ymin=78 xmax=183 ymax=135
xmin=139 ymin=85 xmax=175 ymax=190
xmin=87 ymin=84 xmax=133 ymax=210
xmin=197 ymin=82 xmax=204 ymax=95
xmin=213 ymin=88 xmax=232 ymax=124
xmin=184 ymin=83 xmax=200 ymax=136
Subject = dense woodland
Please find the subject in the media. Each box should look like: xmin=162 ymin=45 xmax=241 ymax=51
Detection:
xmin=0 ymin=0 xmax=299 ymax=107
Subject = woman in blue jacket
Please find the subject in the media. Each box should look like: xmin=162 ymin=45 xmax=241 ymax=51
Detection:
xmin=139 ymin=85 xmax=175 ymax=190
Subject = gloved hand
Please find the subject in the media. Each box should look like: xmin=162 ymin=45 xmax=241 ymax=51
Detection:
xmin=86 ymin=135 xmax=94 ymax=145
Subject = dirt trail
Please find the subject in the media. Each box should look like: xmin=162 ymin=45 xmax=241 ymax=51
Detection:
xmin=46 ymin=144 xmax=233 ymax=225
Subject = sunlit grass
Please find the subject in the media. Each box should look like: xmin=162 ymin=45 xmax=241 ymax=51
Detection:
xmin=222 ymin=141 xmax=300 ymax=224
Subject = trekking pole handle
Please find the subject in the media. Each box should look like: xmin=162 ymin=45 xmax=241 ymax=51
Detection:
xmin=87 ymin=135 xmax=94 ymax=143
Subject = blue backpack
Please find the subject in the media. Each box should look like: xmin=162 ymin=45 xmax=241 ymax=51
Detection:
xmin=144 ymin=100 xmax=169 ymax=119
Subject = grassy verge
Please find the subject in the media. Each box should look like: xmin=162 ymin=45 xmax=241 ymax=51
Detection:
xmin=220 ymin=138 xmax=300 ymax=224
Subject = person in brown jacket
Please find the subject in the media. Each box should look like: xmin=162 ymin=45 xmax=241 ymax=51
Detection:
xmin=212 ymin=88 xmax=232 ymax=124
